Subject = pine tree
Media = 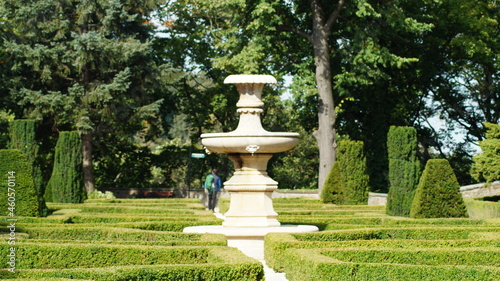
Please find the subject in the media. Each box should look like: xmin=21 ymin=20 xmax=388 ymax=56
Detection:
xmin=46 ymin=131 xmax=85 ymax=203
xmin=8 ymin=120 xmax=48 ymax=215
xmin=386 ymin=126 xmax=421 ymax=217
xmin=410 ymin=159 xmax=468 ymax=218
xmin=3 ymin=0 xmax=169 ymax=193
xmin=337 ymin=140 xmax=370 ymax=205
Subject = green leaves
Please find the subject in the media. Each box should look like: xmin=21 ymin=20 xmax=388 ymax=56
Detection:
xmin=471 ymin=123 xmax=500 ymax=183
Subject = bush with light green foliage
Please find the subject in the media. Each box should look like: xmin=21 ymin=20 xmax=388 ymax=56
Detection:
xmin=464 ymin=198 xmax=500 ymax=218
xmin=410 ymin=159 xmax=468 ymax=218
xmin=87 ymin=190 xmax=116 ymax=199
xmin=471 ymin=122 xmax=500 ymax=183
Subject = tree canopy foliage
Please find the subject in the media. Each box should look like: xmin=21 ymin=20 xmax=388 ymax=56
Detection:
xmin=1 ymin=0 xmax=175 ymax=191
xmin=0 ymin=0 xmax=498 ymax=191
xmin=471 ymin=123 xmax=500 ymax=183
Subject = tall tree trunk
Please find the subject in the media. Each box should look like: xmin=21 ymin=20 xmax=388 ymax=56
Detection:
xmin=81 ymin=132 xmax=95 ymax=193
xmin=310 ymin=0 xmax=343 ymax=193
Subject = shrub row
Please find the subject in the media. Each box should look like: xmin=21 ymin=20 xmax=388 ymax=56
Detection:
xmin=265 ymin=227 xmax=500 ymax=273
xmin=464 ymin=198 xmax=500 ymax=219
xmin=83 ymin=198 xmax=203 ymax=204
xmin=76 ymin=205 xmax=198 ymax=215
xmin=0 ymin=246 xmax=263 ymax=281
xmin=68 ymin=215 xmax=199 ymax=223
xmin=0 ymin=243 xmax=212 ymax=269
xmin=4 ymin=263 xmax=263 ymax=281
xmin=3 ymin=199 xmax=263 ymax=280
xmin=321 ymin=247 xmax=500 ymax=266
xmin=20 ymin=226 xmax=226 ymax=245
xmin=16 ymin=219 xmax=223 ymax=232
xmin=280 ymin=248 xmax=500 ymax=281
xmin=277 ymin=216 xmax=486 ymax=229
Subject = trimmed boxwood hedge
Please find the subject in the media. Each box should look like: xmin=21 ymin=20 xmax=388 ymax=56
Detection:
xmin=21 ymin=226 xmax=226 ymax=245
xmin=46 ymin=131 xmax=85 ymax=203
xmin=0 ymin=149 xmax=41 ymax=217
xmin=386 ymin=126 xmax=421 ymax=217
xmin=0 ymin=246 xmax=263 ymax=281
xmin=280 ymin=248 xmax=500 ymax=281
xmin=265 ymin=227 xmax=500 ymax=271
xmin=3 ymin=263 xmax=264 ymax=281
xmin=321 ymin=248 xmax=500 ymax=266
xmin=0 ymin=243 xmax=212 ymax=269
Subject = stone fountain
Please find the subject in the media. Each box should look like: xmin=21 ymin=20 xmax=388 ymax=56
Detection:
xmin=184 ymin=74 xmax=318 ymax=260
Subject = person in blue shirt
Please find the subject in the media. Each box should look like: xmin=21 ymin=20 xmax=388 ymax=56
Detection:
xmin=204 ymin=168 xmax=222 ymax=211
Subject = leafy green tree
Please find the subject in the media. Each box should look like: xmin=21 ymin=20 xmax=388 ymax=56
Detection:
xmin=411 ymin=0 xmax=499 ymax=180
xmin=159 ymin=0 xmax=433 ymax=194
xmin=426 ymin=0 xmax=499 ymax=146
xmin=269 ymin=127 xmax=319 ymax=190
xmin=471 ymin=122 xmax=500 ymax=184
xmin=46 ymin=131 xmax=85 ymax=203
xmin=2 ymin=0 xmax=170 ymax=193
xmin=410 ymin=159 xmax=468 ymax=218
xmin=386 ymin=126 xmax=421 ymax=217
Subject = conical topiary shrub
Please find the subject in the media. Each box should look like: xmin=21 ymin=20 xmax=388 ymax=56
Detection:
xmin=8 ymin=120 xmax=48 ymax=216
xmin=337 ymin=140 xmax=370 ymax=205
xmin=0 ymin=149 xmax=41 ymax=216
xmin=386 ymin=126 xmax=421 ymax=217
xmin=46 ymin=131 xmax=86 ymax=203
xmin=321 ymin=161 xmax=343 ymax=204
xmin=410 ymin=159 xmax=468 ymax=218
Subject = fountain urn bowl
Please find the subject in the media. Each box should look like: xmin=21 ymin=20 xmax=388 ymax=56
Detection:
xmin=201 ymin=75 xmax=299 ymax=227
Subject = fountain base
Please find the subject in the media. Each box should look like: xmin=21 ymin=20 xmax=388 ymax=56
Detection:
xmin=183 ymin=224 xmax=319 ymax=260
xmin=222 ymin=190 xmax=279 ymax=227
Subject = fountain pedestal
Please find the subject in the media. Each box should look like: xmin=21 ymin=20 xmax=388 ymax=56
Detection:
xmin=184 ymin=74 xmax=318 ymax=263
xmin=223 ymin=153 xmax=279 ymax=227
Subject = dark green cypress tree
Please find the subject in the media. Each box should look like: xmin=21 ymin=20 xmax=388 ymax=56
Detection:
xmin=337 ymin=140 xmax=370 ymax=205
xmin=321 ymin=161 xmax=344 ymax=204
xmin=0 ymin=149 xmax=40 ymax=216
xmin=410 ymin=159 xmax=468 ymax=218
xmin=386 ymin=126 xmax=421 ymax=216
xmin=8 ymin=120 xmax=47 ymax=216
xmin=47 ymin=131 xmax=85 ymax=203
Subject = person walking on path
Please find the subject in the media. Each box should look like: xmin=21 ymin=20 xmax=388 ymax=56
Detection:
xmin=204 ymin=168 xmax=222 ymax=211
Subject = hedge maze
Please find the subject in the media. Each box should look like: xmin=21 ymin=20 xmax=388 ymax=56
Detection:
xmin=2 ymin=197 xmax=500 ymax=280
xmin=0 ymin=199 xmax=263 ymax=281
xmin=266 ymin=198 xmax=500 ymax=281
